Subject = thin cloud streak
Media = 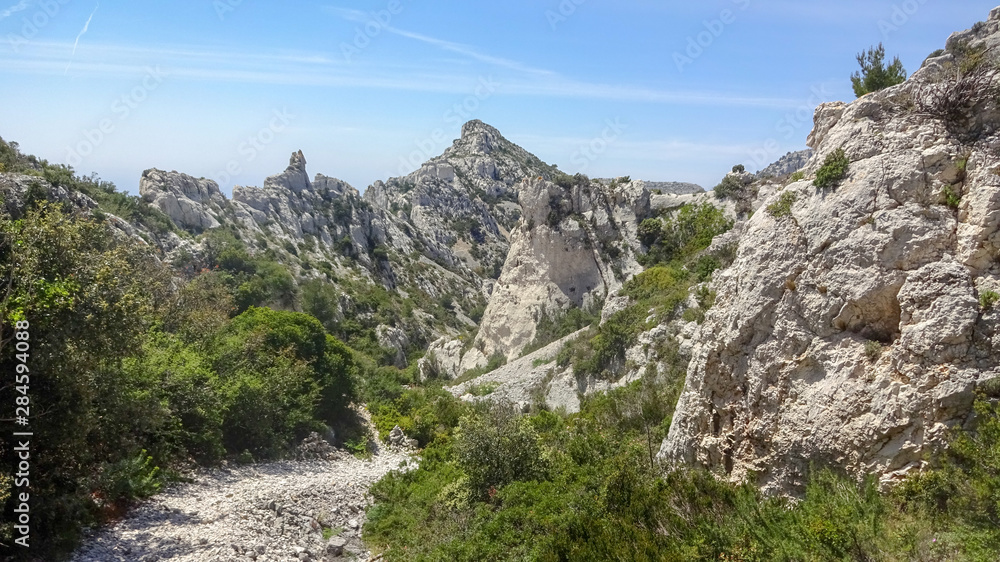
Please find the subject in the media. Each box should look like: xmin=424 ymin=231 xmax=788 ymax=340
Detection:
xmin=0 ymin=0 xmax=32 ymax=20
xmin=323 ymin=6 xmax=554 ymax=77
xmin=65 ymin=3 xmax=98 ymax=73
xmin=383 ymin=26 xmax=556 ymax=77
xmin=4 ymin=41 xmax=804 ymax=109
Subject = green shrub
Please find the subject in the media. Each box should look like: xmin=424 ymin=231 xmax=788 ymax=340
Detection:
xmin=455 ymin=401 xmax=548 ymax=499
xmin=713 ymin=173 xmax=745 ymax=199
xmin=942 ymin=184 xmax=963 ymax=209
xmin=814 ymin=148 xmax=850 ymax=189
xmin=637 ymin=217 xmax=663 ymax=246
xmin=789 ymin=170 xmax=806 ymax=182
xmin=980 ymin=290 xmax=999 ymax=311
xmin=766 ymin=190 xmax=798 ymax=219
xmin=864 ymin=340 xmax=883 ymax=361
xmin=211 ymin=307 xmax=359 ymax=457
xmin=522 ymin=305 xmax=600 ymax=356
xmin=96 ymin=450 xmax=162 ymax=505
xmin=851 ymin=43 xmax=907 ymax=97
xmin=691 ymin=255 xmax=720 ymax=282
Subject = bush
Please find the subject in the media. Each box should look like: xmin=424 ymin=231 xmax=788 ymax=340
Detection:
xmin=912 ymin=47 xmax=1000 ymax=140
xmin=814 ymin=148 xmax=849 ymax=189
xmin=0 ymin=204 xmax=169 ymax=557
xmin=211 ymin=307 xmax=359 ymax=457
xmin=455 ymin=401 xmax=548 ymax=499
xmin=851 ymin=43 xmax=907 ymax=97
xmin=95 ymin=450 xmax=163 ymax=506
xmin=864 ymin=340 xmax=883 ymax=361
xmin=713 ymin=173 xmax=746 ymax=199
xmin=980 ymin=290 xmax=999 ymax=311
xmin=766 ymin=191 xmax=798 ymax=219
xmin=637 ymin=217 xmax=663 ymax=246
xmin=942 ymin=184 xmax=963 ymax=209
xmin=522 ymin=305 xmax=600 ymax=356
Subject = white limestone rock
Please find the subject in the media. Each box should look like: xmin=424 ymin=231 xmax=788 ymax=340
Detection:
xmin=140 ymin=169 xmax=227 ymax=231
xmin=659 ymin=11 xmax=1000 ymax=494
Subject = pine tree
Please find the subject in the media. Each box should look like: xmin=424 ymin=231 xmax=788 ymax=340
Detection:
xmin=851 ymin=43 xmax=907 ymax=97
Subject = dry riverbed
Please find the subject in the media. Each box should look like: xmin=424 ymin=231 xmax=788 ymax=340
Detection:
xmin=70 ymin=434 xmax=416 ymax=562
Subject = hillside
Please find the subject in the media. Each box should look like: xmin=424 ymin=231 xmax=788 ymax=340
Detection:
xmin=1 ymin=7 xmax=1000 ymax=561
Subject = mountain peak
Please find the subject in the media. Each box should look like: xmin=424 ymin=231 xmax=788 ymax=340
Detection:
xmin=287 ymin=150 xmax=307 ymax=173
xmin=461 ymin=119 xmax=500 ymax=139
xmin=457 ymin=120 xmax=504 ymax=155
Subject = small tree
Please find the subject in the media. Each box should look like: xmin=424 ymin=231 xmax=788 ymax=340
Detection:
xmin=454 ymin=401 xmax=547 ymax=499
xmin=851 ymin=43 xmax=907 ymax=97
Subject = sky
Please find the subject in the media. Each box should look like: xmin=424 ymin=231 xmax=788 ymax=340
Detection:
xmin=0 ymin=1 xmax=997 ymax=195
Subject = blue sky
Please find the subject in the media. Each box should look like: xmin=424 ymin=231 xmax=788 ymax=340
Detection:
xmin=0 ymin=1 xmax=996 ymax=195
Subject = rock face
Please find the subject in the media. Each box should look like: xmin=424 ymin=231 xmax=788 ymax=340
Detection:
xmin=140 ymin=169 xmax=228 ymax=231
xmin=660 ymin=11 xmax=1000 ymax=493
xmin=364 ymin=119 xmax=558 ymax=281
xmin=136 ymin=121 xmax=577 ymax=347
xmin=641 ymin=180 xmax=704 ymax=195
xmin=471 ymin=176 xmax=649 ymax=363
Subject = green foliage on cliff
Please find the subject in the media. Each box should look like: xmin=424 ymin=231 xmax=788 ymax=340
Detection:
xmin=814 ymin=148 xmax=850 ymax=189
xmin=851 ymin=43 xmax=907 ymax=97
xmin=560 ymin=203 xmax=731 ymax=379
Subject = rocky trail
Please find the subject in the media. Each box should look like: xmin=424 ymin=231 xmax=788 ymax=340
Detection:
xmin=70 ymin=426 xmax=417 ymax=562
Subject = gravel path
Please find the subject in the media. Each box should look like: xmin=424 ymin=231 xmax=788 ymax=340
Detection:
xmin=71 ymin=436 xmax=416 ymax=562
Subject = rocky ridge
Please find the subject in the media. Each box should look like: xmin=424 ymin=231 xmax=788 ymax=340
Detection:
xmin=754 ymin=149 xmax=813 ymax=179
xmin=136 ymin=122 xmax=577 ymax=350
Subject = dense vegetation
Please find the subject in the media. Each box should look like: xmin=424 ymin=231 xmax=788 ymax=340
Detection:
xmin=0 ymin=165 xmax=375 ymax=559
xmin=364 ymin=382 xmax=1000 ymax=561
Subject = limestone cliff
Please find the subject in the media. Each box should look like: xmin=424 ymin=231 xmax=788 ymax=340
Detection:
xmin=470 ymin=176 xmax=649 ymax=363
xmin=659 ymin=9 xmax=1000 ymax=493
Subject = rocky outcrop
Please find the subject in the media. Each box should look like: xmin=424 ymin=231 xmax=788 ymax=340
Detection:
xmin=469 ymin=176 xmax=649 ymax=363
xmin=641 ymin=180 xmax=704 ymax=195
xmin=660 ymin=9 xmax=1000 ymax=494
xmin=447 ymin=329 xmax=596 ymax=413
xmin=755 ymin=149 xmax=813 ymax=179
xmin=364 ymin=120 xmax=558 ymax=283
xmin=140 ymin=169 xmax=228 ymax=231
